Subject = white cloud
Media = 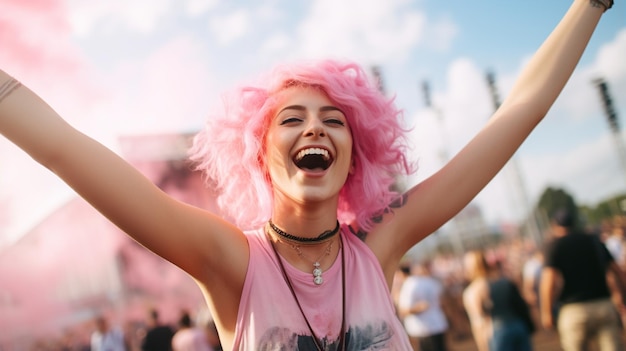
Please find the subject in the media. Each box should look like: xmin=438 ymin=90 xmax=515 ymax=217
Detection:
xmin=523 ymin=132 xmax=626 ymax=207
xmin=594 ymin=28 xmax=626 ymax=121
xmin=94 ymin=35 xmax=216 ymax=136
xmin=67 ymin=0 xmax=173 ymax=37
xmin=259 ymin=32 xmax=291 ymax=56
xmin=424 ymin=16 xmax=458 ymax=52
xmin=441 ymin=58 xmax=494 ymax=150
xmin=596 ymin=29 xmax=626 ymax=80
xmin=408 ymin=58 xmax=493 ymax=176
xmin=208 ymin=9 xmax=251 ymax=45
xmin=293 ymin=0 xmax=425 ymax=64
xmin=184 ymin=0 xmax=220 ymax=17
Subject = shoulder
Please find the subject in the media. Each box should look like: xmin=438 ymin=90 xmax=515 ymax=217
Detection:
xmin=463 ymin=280 xmax=479 ymax=300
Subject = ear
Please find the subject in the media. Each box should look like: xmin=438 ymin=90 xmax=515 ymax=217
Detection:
xmin=349 ymin=159 xmax=355 ymax=175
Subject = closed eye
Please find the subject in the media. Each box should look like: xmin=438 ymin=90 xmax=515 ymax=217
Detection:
xmin=324 ymin=118 xmax=345 ymax=126
xmin=280 ymin=117 xmax=303 ymax=125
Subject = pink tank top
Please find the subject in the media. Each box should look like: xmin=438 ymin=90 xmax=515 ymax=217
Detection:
xmin=232 ymin=226 xmax=412 ymax=350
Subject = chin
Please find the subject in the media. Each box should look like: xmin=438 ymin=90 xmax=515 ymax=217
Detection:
xmin=295 ymin=187 xmax=340 ymax=203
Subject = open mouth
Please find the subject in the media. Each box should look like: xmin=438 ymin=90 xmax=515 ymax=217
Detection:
xmin=294 ymin=147 xmax=333 ymax=171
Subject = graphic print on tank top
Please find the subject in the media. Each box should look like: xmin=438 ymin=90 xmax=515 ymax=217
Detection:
xmin=258 ymin=322 xmax=395 ymax=350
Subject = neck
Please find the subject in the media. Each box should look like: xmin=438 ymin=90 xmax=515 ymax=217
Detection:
xmin=271 ymin=193 xmax=340 ymax=239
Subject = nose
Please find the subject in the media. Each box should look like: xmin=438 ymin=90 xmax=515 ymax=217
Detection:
xmin=303 ymin=117 xmax=325 ymax=137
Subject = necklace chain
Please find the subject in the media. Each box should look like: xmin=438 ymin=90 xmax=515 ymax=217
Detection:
xmin=268 ymin=219 xmax=340 ymax=244
xmin=289 ymin=240 xmax=333 ymax=285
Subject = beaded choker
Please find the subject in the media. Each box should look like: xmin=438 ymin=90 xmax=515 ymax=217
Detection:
xmin=268 ymin=219 xmax=340 ymax=244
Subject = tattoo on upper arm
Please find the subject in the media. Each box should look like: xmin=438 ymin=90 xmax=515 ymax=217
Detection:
xmin=351 ymin=192 xmax=411 ymax=242
xmin=348 ymin=225 xmax=368 ymax=242
xmin=374 ymin=192 xmax=409 ymax=220
xmin=389 ymin=192 xmax=409 ymax=209
xmin=0 ymin=78 xmax=22 ymax=105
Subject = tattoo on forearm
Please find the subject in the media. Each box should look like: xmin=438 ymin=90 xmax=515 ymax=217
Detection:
xmin=0 ymin=78 xmax=22 ymax=105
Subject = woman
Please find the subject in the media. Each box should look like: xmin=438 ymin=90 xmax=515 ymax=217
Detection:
xmin=0 ymin=1 xmax=613 ymax=349
xmin=463 ymin=251 xmax=534 ymax=351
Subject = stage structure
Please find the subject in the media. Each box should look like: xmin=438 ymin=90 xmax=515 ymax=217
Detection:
xmin=0 ymin=132 xmax=221 ymax=349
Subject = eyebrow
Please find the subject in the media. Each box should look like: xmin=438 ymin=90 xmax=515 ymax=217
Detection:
xmin=277 ymin=105 xmax=343 ymax=115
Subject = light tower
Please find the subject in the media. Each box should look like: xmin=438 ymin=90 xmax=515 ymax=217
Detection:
xmin=593 ymin=78 xmax=626 ymax=187
xmin=486 ymin=71 xmax=543 ymax=245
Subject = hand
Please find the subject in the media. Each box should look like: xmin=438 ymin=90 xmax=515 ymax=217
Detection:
xmin=541 ymin=311 xmax=554 ymax=330
xmin=411 ymin=301 xmax=430 ymax=314
xmin=615 ymin=301 xmax=626 ymax=315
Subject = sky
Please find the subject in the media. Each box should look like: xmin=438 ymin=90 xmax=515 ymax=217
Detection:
xmin=0 ymin=0 xmax=625 ymax=250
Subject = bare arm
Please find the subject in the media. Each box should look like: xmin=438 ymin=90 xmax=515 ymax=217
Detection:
xmin=0 ymin=71 xmax=248 ymax=293
xmin=368 ymin=0 xmax=608 ymax=266
xmin=607 ymin=261 xmax=626 ymax=313
xmin=522 ymin=271 xmax=539 ymax=307
xmin=463 ymin=283 xmax=491 ymax=351
xmin=398 ymin=300 xmax=430 ymax=319
xmin=539 ymin=267 xmax=559 ymax=329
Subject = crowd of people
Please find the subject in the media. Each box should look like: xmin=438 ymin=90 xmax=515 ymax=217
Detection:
xmin=393 ymin=212 xmax=626 ymax=351
xmin=21 ymin=307 xmax=221 ymax=351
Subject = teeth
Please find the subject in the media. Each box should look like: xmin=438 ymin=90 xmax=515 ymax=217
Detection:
xmin=296 ymin=148 xmax=330 ymax=161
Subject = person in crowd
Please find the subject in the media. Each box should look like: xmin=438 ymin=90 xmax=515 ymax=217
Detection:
xmin=0 ymin=1 xmax=614 ymax=349
xmin=604 ymin=217 xmax=626 ymax=268
xmin=203 ymin=319 xmax=222 ymax=351
xmin=540 ymin=208 xmax=626 ymax=351
xmin=392 ymin=264 xmax=412 ymax=317
xmin=522 ymin=249 xmax=544 ymax=323
xmin=91 ymin=315 xmax=128 ymax=351
xmin=172 ymin=310 xmax=213 ymax=351
xmin=398 ymin=261 xmax=449 ymax=351
xmin=141 ymin=309 xmax=175 ymax=351
xmin=463 ymin=250 xmax=534 ymax=351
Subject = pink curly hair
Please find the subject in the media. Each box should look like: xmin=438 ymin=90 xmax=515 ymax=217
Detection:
xmin=188 ymin=59 xmax=414 ymax=231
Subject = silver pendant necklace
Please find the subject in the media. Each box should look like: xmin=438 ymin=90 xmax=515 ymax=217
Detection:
xmin=288 ymin=241 xmax=333 ymax=285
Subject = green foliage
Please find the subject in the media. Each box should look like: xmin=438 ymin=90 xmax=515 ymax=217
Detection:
xmin=535 ymin=187 xmax=626 ymax=229
xmin=586 ymin=194 xmax=626 ymax=225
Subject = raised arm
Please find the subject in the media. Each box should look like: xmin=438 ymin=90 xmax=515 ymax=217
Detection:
xmin=372 ymin=0 xmax=611 ymax=258
xmin=0 ymin=70 xmax=248 ymax=285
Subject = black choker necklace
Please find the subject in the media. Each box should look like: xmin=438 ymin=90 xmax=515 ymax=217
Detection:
xmin=268 ymin=219 xmax=340 ymax=244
